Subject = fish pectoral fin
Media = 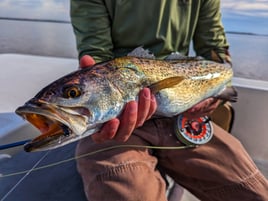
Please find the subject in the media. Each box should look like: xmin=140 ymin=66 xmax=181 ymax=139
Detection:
xmin=149 ymin=76 xmax=185 ymax=94
xmin=216 ymin=86 xmax=238 ymax=102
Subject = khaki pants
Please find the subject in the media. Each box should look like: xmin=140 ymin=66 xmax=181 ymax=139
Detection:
xmin=76 ymin=117 xmax=268 ymax=201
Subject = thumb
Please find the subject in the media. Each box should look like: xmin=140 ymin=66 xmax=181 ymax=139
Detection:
xmin=79 ymin=55 xmax=96 ymax=68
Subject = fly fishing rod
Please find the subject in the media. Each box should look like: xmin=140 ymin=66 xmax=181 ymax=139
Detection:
xmin=0 ymin=140 xmax=31 ymax=150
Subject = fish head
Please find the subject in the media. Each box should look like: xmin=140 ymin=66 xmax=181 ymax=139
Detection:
xmin=16 ymin=67 xmax=120 ymax=152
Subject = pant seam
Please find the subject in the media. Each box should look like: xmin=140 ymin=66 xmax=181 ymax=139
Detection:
xmin=204 ymin=170 xmax=267 ymax=196
xmin=95 ymin=161 xmax=154 ymax=181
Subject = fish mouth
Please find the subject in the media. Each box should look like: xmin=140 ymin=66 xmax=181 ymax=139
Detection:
xmin=15 ymin=100 xmax=81 ymax=152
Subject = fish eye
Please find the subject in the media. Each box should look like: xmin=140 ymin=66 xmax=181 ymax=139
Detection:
xmin=63 ymin=86 xmax=81 ymax=98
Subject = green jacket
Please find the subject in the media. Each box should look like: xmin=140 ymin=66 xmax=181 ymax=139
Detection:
xmin=71 ymin=0 xmax=230 ymax=63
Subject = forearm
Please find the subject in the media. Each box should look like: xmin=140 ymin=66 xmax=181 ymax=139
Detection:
xmin=193 ymin=0 xmax=231 ymax=64
xmin=70 ymin=0 xmax=114 ymax=62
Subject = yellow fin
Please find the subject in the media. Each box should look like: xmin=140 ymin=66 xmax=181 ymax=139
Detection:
xmin=149 ymin=76 xmax=185 ymax=94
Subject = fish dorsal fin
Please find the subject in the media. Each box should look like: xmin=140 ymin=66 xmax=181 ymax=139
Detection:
xmin=127 ymin=47 xmax=155 ymax=59
xmin=149 ymin=76 xmax=185 ymax=94
xmin=164 ymin=52 xmax=188 ymax=60
xmin=165 ymin=52 xmax=204 ymax=62
xmin=216 ymin=86 xmax=238 ymax=102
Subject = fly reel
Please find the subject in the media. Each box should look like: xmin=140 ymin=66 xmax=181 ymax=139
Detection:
xmin=174 ymin=115 xmax=213 ymax=145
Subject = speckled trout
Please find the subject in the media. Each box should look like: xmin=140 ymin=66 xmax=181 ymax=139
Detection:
xmin=16 ymin=48 xmax=237 ymax=152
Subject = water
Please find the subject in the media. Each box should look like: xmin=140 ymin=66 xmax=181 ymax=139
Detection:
xmin=0 ymin=19 xmax=77 ymax=58
xmin=220 ymin=0 xmax=268 ymax=81
xmin=228 ymin=34 xmax=268 ymax=80
xmin=0 ymin=0 xmax=77 ymax=58
xmin=1 ymin=0 xmax=268 ymax=81
xmin=0 ymin=0 xmax=69 ymax=22
xmin=221 ymin=0 xmax=268 ymax=35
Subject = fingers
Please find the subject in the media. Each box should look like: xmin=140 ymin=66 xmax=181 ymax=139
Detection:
xmin=91 ymin=88 xmax=157 ymax=143
xmin=188 ymin=98 xmax=215 ymax=113
xmin=92 ymin=101 xmax=138 ymax=143
xmin=147 ymin=95 xmax=157 ymax=119
xmin=91 ymin=118 xmax=119 ymax=143
xmin=79 ymin=55 xmax=96 ymax=68
xmin=115 ymin=89 xmax=157 ymax=141
xmin=115 ymin=101 xmax=138 ymax=141
xmin=184 ymin=98 xmax=220 ymax=119
xmin=136 ymin=88 xmax=157 ymax=127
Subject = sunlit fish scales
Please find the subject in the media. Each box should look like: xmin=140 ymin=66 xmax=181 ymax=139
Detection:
xmin=15 ymin=47 xmax=237 ymax=152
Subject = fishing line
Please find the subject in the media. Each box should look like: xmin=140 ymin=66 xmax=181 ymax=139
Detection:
xmin=0 ymin=151 xmax=50 ymax=201
xmin=0 ymin=144 xmax=196 ymax=178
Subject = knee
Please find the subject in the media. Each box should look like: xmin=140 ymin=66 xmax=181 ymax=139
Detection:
xmin=82 ymin=161 xmax=167 ymax=201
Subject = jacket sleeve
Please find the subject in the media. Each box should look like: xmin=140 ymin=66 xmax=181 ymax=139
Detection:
xmin=193 ymin=0 xmax=231 ymax=64
xmin=70 ymin=0 xmax=114 ymax=62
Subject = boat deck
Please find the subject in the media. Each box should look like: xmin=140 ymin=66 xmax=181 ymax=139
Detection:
xmin=0 ymin=54 xmax=268 ymax=201
xmin=0 ymin=142 xmax=88 ymax=201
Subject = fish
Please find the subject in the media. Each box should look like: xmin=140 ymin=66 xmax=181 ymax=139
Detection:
xmin=15 ymin=47 xmax=237 ymax=152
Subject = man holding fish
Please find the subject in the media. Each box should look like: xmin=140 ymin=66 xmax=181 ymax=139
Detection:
xmin=69 ymin=0 xmax=268 ymax=200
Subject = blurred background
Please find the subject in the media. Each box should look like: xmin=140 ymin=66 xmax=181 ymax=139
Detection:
xmin=0 ymin=0 xmax=267 ymax=80
xmin=0 ymin=1 xmax=267 ymax=201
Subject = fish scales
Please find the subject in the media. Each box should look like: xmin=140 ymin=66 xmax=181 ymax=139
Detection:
xmin=103 ymin=56 xmax=233 ymax=116
xmin=15 ymin=49 xmax=236 ymax=152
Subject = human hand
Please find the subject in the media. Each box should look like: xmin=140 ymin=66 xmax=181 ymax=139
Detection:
xmin=183 ymin=98 xmax=221 ymax=119
xmin=79 ymin=55 xmax=157 ymax=143
xmin=79 ymin=55 xmax=96 ymax=68
xmin=92 ymin=88 xmax=157 ymax=143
